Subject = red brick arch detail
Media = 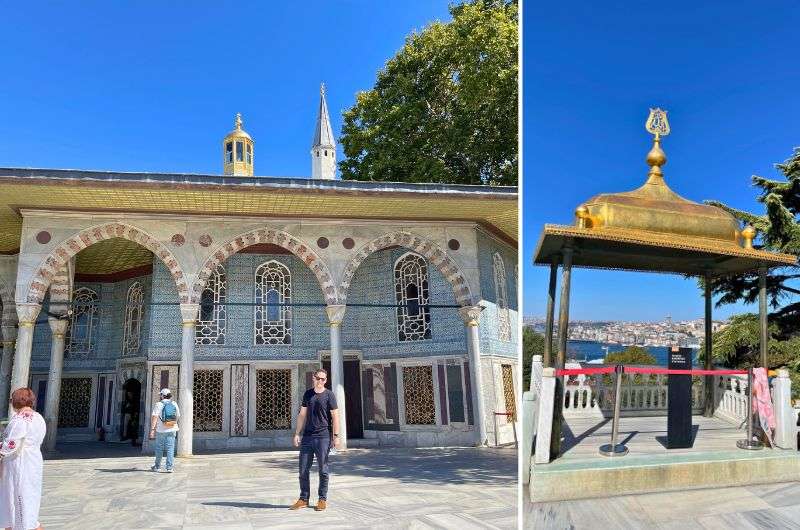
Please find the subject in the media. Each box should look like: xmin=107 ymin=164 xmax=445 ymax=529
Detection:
xmin=338 ymin=231 xmax=474 ymax=306
xmin=192 ymin=228 xmax=337 ymax=305
xmin=25 ymin=222 xmax=189 ymax=304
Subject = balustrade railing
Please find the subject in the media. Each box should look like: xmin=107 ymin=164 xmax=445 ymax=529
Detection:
xmin=561 ymin=363 xmax=707 ymax=418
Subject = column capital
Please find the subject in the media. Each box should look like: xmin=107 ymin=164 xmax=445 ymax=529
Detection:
xmin=458 ymin=305 xmax=483 ymax=327
xmin=180 ymin=303 xmax=200 ymax=326
xmin=48 ymin=317 xmax=69 ymax=337
xmin=15 ymin=303 xmax=41 ymax=327
xmin=326 ymin=304 xmax=346 ymax=327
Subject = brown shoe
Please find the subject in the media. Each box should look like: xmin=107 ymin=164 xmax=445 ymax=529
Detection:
xmin=315 ymin=499 xmax=327 ymax=511
xmin=289 ymin=499 xmax=308 ymax=510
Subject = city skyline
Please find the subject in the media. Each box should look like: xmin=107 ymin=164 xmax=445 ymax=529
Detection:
xmin=522 ymin=2 xmax=800 ymax=321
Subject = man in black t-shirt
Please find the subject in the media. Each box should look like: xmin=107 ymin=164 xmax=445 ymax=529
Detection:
xmin=289 ymin=368 xmax=341 ymax=512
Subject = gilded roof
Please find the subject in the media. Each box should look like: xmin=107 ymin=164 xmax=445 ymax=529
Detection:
xmin=0 ymin=169 xmax=517 ymax=263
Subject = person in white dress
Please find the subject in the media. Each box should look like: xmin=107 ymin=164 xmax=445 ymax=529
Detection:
xmin=1 ymin=388 xmax=46 ymax=530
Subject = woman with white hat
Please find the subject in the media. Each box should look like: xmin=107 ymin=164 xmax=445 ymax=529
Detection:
xmin=1 ymin=387 xmax=46 ymax=530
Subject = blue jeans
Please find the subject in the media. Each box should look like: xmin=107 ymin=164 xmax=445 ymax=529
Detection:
xmin=154 ymin=431 xmax=176 ymax=470
xmin=299 ymin=436 xmax=331 ymax=501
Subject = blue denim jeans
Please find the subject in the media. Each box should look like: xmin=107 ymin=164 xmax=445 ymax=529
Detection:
xmin=299 ymin=436 xmax=331 ymax=501
xmin=154 ymin=431 xmax=176 ymax=470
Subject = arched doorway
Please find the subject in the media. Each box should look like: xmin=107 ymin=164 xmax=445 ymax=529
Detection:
xmin=120 ymin=378 xmax=142 ymax=444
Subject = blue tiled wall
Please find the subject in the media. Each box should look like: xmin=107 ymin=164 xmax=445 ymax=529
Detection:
xmin=147 ymin=253 xmax=329 ymax=361
xmin=477 ymin=233 xmax=519 ymax=358
xmin=31 ymin=274 xmax=152 ymax=373
xmin=342 ymin=248 xmax=467 ymax=359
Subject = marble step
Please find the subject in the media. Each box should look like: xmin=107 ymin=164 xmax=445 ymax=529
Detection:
xmin=530 ymin=449 xmax=800 ymax=502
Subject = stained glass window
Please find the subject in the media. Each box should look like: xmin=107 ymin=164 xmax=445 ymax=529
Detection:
xmin=493 ymin=253 xmax=511 ymax=342
xmin=66 ymin=287 xmax=99 ymax=358
xmin=395 ymin=253 xmax=431 ymax=342
xmin=122 ymin=282 xmax=143 ymax=356
xmin=254 ymin=261 xmax=292 ymax=345
xmin=196 ymin=264 xmax=226 ymax=345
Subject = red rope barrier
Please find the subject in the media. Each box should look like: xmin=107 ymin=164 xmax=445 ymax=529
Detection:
xmin=556 ymin=367 xmax=616 ymax=376
xmin=623 ymin=367 xmax=748 ymax=376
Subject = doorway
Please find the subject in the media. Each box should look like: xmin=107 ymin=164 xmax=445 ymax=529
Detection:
xmin=120 ymin=378 xmax=141 ymax=443
xmin=323 ymin=359 xmax=364 ymax=439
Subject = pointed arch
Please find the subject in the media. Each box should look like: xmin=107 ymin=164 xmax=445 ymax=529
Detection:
xmin=338 ymin=231 xmax=474 ymax=306
xmin=192 ymin=228 xmax=336 ymax=305
xmin=25 ymin=222 xmax=189 ymax=305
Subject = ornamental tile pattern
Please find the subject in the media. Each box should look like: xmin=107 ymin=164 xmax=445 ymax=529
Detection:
xmin=230 ymin=364 xmax=249 ymax=436
xmin=58 ymin=377 xmax=93 ymax=428
xmin=255 ymin=369 xmax=292 ymax=430
xmin=338 ymin=231 xmax=473 ymax=307
xmin=193 ymin=369 xmax=224 ymax=432
xmin=192 ymin=228 xmax=337 ymax=306
xmin=402 ymin=365 xmax=436 ymax=425
xmin=27 ymin=222 xmax=188 ymax=304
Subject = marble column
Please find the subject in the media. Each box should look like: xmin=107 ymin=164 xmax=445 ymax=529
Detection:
xmin=8 ymin=303 xmax=41 ymax=418
xmin=459 ymin=305 xmax=487 ymax=447
xmin=555 ymin=246 xmax=574 ymax=369
xmin=43 ymin=317 xmax=68 ymax=452
xmin=326 ymin=304 xmax=347 ymax=448
xmin=0 ymin=322 xmax=18 ymax=411
xmin=703 ymin=273 xmax=714 ymax=417
xmin=758 ymin=266 xmax=768 ymax=369
xmin=177 ymin=303 xmax=198 ymax=457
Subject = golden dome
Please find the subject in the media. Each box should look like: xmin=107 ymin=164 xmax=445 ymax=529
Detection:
xmin=574 ymin=110 xmax=742 ymax=247
xmin=224 ymin=113 xmax=252 ymax=142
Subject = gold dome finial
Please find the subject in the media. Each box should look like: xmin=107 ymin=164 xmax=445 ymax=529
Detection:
xmin=235 ymin=112 xmax=243 ymax=130
xmin=645 ymin=108 xmax=669 ymax=179
xmin=320 ymin=83 xmax=326 ymax=96
xmin=742 ymin=225 xmax=756 ymax=249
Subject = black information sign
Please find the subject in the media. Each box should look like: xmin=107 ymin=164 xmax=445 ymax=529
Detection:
xmin=667 ymin=347 xmax=693 ymax=449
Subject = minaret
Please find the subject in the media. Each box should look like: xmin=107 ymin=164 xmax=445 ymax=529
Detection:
xmin=311 ymin=83 xmax=336 ymax=180
xmin=223 ymin=113 xmax=254 ymax=177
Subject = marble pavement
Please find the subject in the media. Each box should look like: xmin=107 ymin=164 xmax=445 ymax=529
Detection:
xmin=39 ymin=443 xmax=517 ymax=529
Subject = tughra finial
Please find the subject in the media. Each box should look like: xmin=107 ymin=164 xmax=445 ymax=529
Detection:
xmin=235 ymin=113 xmax=242 ymax=130
xmin=742 ymin=225 xmax=756 ymax=249
xmin=645 ymin=108 xmax=669 ymax=180
xmin=320 ymin=83 xmax=326 ymax=97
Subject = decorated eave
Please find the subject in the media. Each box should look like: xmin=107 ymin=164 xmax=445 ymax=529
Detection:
xmin=533 ymin=108 xmax=798 ymax=277
xmin=0 ymin=168 xmax=518 ymax=256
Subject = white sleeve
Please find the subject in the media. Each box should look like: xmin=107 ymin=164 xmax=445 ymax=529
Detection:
xmin=0 ymin=416 xmax=26 ymax=460
xmin=152 ymin=402 xmax=162 ymax=417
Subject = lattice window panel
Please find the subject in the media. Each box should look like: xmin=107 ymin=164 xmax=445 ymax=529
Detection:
xmin=193 ymin=370 xmax=224 ymax=432
xmin=395 ymin=253 xmax=431 ymax=342
xmin=254 ymin=261 xmax=292 ymax=345
xmin=66 ymin=287 xmax=99 ymax=359
xmin=493 ymin=253 xmax=511 ymax=343
xmin=122 ymin=282 xmax=144 ymax=356
xmin=501 ymin=364 xmax=516 ymax=421
xmin=255 ymin=369 xmax=292 ymax=430
xmin=58 ymin=377 xmax=92 ymax=428
xmin=196 ymin=264 xmax=226 ymax=345
xmin=402 ymin=365 xmax=436 ymax=425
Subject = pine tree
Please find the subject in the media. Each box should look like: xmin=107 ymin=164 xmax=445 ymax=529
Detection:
xmin=707 ymin=147 xmax=800 ymax=331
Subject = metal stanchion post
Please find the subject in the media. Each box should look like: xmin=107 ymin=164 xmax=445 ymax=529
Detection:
xmin=599 ymin=364 xmax=629 ymax=457
xmin=737 ymin=367 xmax=764 ymax=450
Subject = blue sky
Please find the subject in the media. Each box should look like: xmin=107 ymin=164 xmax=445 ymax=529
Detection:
xmin=0 ymin=2 xmax=450 ymax=177
xmin=523 ymin=1 xmax=800 ymax=322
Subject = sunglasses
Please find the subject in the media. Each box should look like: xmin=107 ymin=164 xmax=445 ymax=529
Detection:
xmin=314 ymin=376 xmax=327 ymax=381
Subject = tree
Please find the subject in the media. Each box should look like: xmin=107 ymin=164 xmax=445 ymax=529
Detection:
xmin=707 ymin=147 xmax=800 ymax=327
xmin=604 ymin=346 xmax=657 ymax=365
xmin=339 ymin=0 xmax=518 ymax=185
xmin=522 ymin=327 xmax=544 ymax=390
xmin=706 ymin=148 xmax=800 ymax=397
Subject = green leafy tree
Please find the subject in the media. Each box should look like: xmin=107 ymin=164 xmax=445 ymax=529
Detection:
xmin=604 ymin=346 xmax=657 ymax=365
xmin=707 ymin=148 xmax=800 ymax=326
xmin=522 ymin=327 xmax=544 ymax=390
xmin=705 ymin=148 xmax=800 ymax=397
xmin=339 ymin=0 xmax=518 ymax=185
